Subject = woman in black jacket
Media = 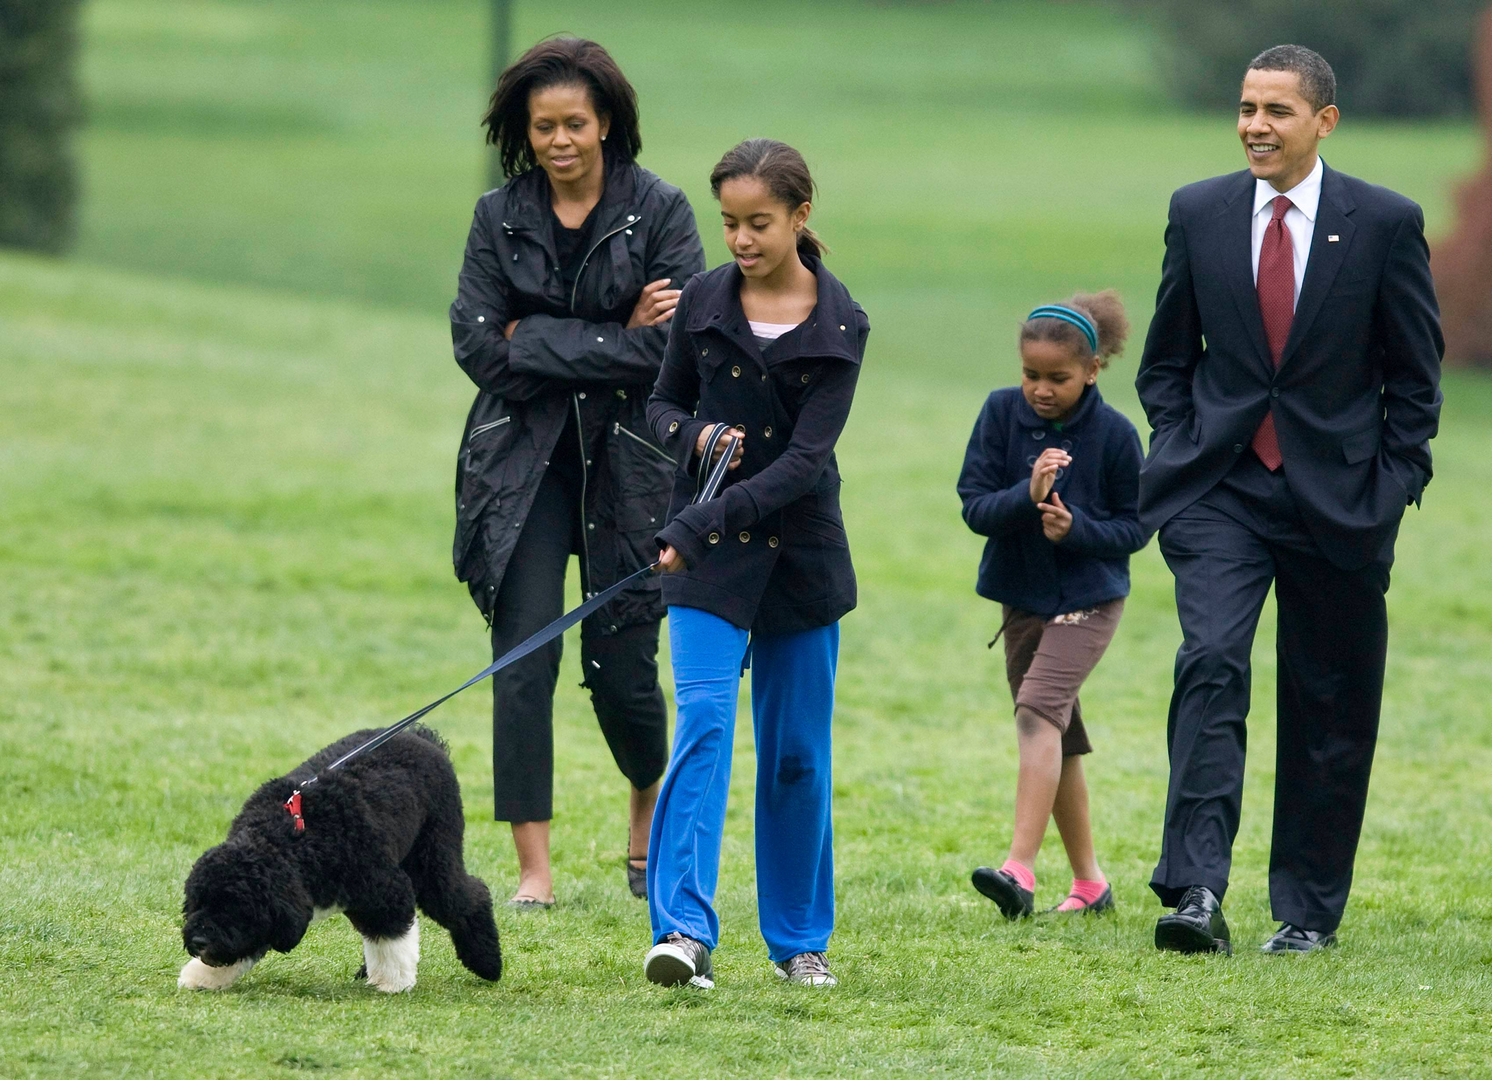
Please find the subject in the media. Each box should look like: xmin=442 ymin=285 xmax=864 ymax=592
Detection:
xmin=641 ymin=140 xmax=867 ymax=990
xmin=449 ymin=37 xmax=705 ymax=906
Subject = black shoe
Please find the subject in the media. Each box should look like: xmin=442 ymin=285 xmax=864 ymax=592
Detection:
xmin=644 ymin=933 xmax=714 ymax=989
xmin=1155 ymin=885 xmax=1232 ymax=955
xmin=971 ymin=866 xmax=1035 ymax=920
xmin=1042 ymin=884 xmax=1115 ymax=915
xmin=1260 ymin=923 xmax=1336 ymax=954
xmin=627 ymin=858 xmax=647 ymax=899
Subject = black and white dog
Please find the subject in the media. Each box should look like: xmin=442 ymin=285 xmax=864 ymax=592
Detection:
xmin=179 ymin=726 xmax=501 ymax=993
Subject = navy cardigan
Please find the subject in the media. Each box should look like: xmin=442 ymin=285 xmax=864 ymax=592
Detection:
xmin=957 ymin=385 xmax=1146 ymax=617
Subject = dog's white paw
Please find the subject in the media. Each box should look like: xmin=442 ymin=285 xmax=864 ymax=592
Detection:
xmin=178 ymin=955 xmax=256 ymax=991
xmin=363 ymin=919 xmax=419 ymax=993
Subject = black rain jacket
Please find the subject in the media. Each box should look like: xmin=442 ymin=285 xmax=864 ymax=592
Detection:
xmin=647 ymin=257 xmax=868 ymax=634
xmin=449 ymin=161 xmax=706 ymax=631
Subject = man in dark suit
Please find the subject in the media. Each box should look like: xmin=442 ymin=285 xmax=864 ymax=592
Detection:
xmin=1136 ymin=45 xmax=1442 ymax=955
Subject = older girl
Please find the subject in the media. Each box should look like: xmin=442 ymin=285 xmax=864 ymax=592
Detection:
xmin=449 ymin=37 xmax=705 ymax=907
xmin=642 ymin=140 xmax=868 ymax=989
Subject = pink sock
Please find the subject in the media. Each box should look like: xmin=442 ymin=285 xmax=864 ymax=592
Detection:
xmin=1056 ymin=876 xmax=1108 ymax=912
xmin=999 ymin=859 xmax=1035 ymax=893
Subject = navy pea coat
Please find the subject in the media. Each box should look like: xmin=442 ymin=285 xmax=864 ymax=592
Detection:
xmin=958 ymin=385 xmax=1146 ymax=617
xmin=647 ymin=257 xmax=868 ymax=634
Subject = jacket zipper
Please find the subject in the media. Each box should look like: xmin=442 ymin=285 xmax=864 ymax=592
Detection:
xmin=470 ymin=416 xmax=511 ymax=436
xmin=572 ymin=392 xmax=593 ymax=597
xmin=570 ymin=216 xmax=642 ymax=311
xmin=615 ymin=422 xmax=672 ymax=464
xmin=568 ymin=210 xmax=641 ymax=602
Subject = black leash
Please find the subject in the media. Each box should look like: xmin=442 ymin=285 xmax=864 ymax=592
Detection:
xmin=284 ymin=560 xmax=659 ymax=831
xmin=284 ymin=423 xmax=742 ymax=833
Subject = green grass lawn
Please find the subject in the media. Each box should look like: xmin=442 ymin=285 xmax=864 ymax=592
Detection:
xmin=3 ymin=1 xmax=1490 ymax=1076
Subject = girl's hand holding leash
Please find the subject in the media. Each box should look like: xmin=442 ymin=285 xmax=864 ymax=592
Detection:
xmin=658 ymin=427 xmax=746 ymax=574
xmin=696 ymin=425 xmax=746 ymax=469
xmin=1029 ymin=447 xmax=1071 ymax=504
xmin=1039 ymin=490 xmax=1073 ymax=542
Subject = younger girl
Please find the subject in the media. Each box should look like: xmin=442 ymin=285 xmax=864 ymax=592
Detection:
xmin=958 ymin=292 xmax=1144 ymax=919
xmin=642 ymin=139 xmax=868 ymax=989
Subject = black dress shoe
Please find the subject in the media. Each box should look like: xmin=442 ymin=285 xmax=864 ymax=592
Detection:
xmin=971 ymin=866 xmax=1034 ymax=920
xmin=1155 ymin=885 xmax=1231 ymax=955
xmin=1260 ymin=923 xmax=1336 ymax=953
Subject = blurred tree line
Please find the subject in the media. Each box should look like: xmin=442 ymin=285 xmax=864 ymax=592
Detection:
xmin=1137 ymin=0 xmax=1483 ymax=116
xmin=0 ymin=0 xmax=82 ymax=254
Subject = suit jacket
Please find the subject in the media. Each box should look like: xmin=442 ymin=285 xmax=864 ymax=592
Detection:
xmin=1135 ymin=163 xmax=1442 ymax=570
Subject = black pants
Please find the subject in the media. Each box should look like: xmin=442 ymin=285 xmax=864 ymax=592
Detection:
xmin=490 ymin=465 xmax=668 ymax=823
xmin=1151 ymin=453 xmax=1390 ymax=933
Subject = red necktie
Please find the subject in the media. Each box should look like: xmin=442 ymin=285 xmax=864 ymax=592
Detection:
xmin=1251 ymin=195 xmax=1294 ymax=470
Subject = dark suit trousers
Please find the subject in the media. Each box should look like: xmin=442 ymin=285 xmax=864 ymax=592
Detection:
xmin=490 ymin=463 xmax=669 ymax=823
xmin=1151 ymin=453 xmax=1390 ymax=932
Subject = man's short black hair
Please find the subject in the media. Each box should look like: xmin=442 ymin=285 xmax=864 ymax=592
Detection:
xmin=1247 ymin=44 xmax=1337 ymax=113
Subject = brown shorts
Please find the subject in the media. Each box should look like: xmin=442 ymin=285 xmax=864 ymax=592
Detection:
xmin=1000 ymin=599 xmax=1124 ymax=757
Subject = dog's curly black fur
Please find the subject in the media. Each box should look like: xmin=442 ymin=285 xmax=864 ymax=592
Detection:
xmin=180 ymin=725 xmax=500 ymax=991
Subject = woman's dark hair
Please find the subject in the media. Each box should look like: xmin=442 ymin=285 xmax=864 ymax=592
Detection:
xmin=709 ymin=138 xmax=827 ymax=259
xmin=1020 ymin=289 xmax=1130 ymax=369
xmin=482 ymin=37 xmax=641 ymax=179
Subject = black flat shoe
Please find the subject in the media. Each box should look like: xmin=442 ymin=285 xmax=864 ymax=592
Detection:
xmin=971 ymin=866 xmax=1034 ymax=920
xmin=1042 ymin=884 xmax=1115 ymax=915
xmin=627 ymin=857 xmax=648 ymax=899
xmin=1260 ymin=923 xmax=1336 ymax=953
xmin=1155 ymin=885 xmax=1231 ymax=955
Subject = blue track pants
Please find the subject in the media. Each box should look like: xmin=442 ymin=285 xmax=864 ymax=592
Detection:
xmin=647 ymin=606 xmax=838 ymax=960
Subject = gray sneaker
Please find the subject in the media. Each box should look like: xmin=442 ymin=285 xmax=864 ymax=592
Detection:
xmin=773 ymin=951 xmax=838 ymax=987
xmin=644 ymin=933 xmax=714 ymax=989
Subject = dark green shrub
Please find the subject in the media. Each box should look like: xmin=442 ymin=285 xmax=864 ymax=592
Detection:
xmin=1137 ymin=0 xmax=1481 ymax=117
xmin=0 ymin=0 xmax=84 ymax=254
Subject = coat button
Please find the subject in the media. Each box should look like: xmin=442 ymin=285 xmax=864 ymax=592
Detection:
xmin=801 ymin=373 xmax=810 ymax=383
xmin=588 ymin=522 xmax=595 ymax=530
xmin=1233 ymin=443 xmax=1244 ymax=454
xmin=739 ymin=531 xmax=750 ymax=543
xmin=708 ymin=532 xmax=720 ymax=545
xmin=1033 ymin=430 xmax=1045 ymax=440
xmin=768 ymin=536 xmax=779 ymax=548
xmin=731 ymin=365 xmax=741 ymax=377
xmin=669 ymin=421 xmax=679 ymax=433
xmin=763 ymin=426 xmax=773 ymax=438
xmin=839 ymin=324 xmax=847 ymax=331
xmin=701 ymin=348 xmax=708 ymax=356
xmin=578 ymin=392 xmax=587 ymax=399
xmin=596 ymin=336 xmax=605 ymax=343
xmin=1271 ymin=387 xmax=1281 ymax=398
xmin=477 ymin=315 xmax=485 ymax=323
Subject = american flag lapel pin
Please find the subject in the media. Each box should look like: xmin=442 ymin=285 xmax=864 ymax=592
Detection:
xmin=1328 ymin=234 xmax=1340 ymax=242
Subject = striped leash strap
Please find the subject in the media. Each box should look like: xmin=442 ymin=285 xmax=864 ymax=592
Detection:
xmin=693 ymin=422 xmax=741 ymax=505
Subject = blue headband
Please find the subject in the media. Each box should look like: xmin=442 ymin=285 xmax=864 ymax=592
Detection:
xmin=1026 ymin=305 xmax=1099 ymax=355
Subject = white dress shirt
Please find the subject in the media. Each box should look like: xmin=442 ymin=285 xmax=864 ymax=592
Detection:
xmin=1250 ymin=155 xmax=1323 ymax=310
